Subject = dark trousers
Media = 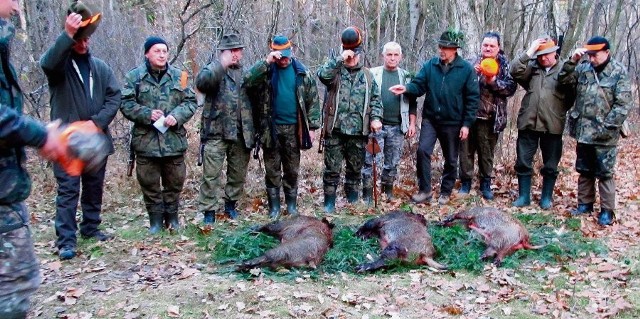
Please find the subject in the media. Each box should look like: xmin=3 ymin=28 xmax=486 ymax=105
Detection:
xmin=514 ymin=130 xmax=562 ymax=178
xmin=136 ymin=155 xmax=186 ymax=214
xmin=264 ymin=124 xmax=301 ymax=192
xmin=575 ymin=143 xmax=618 ymax=210
xmin=417 ymin=120 xmax=460 ymax=196
xmin=459 ymin=119 xmax=498 ymax=180
xmin=53 ymin=159 xmax=107 ymax=249
xmin=323 ymin=133 xmax=367 ymax=195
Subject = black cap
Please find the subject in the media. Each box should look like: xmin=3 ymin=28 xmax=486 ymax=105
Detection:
xmin=144 ymin=36 xmax=168 ymax=53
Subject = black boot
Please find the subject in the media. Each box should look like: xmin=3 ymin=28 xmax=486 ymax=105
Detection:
xmin=346 ymin=189 xmax=359 ymax=203
xmin=164 ymin=213 xmax=180 ymax=231
xmin=513 ymin=175 xmax=531 ymax=207
xmin=0 ymin=311 xmax=27 ymax=319
xmin=266 ymin=187 xmax=281 ymax=219
xmin=382 ymin=184 xmax=394 ymax=201
xmin=203 ymin=210 xmax=215 ymax=225
xmin=597 ymin=209 xmax=615 ymax=226
xmin=480 ymin=178 xmax=494 ymax=200
xmin=284 ymin=188 xmax=298 ymax=216
xmin=459 ymin=179 xmax=472 ymax=195
xmin=324 ymin=194 xmax=336 ymax=214
xmin=539 ymin=176 xmax=556 ymax=209
xmin=224 ymin=201 xmax=239 ymax=219
xmin=571 ymin=203 xmax=594 ymax=216
xmin=149 ymin=212 xmax=164 ymax=234
xmin=362 ymin=187 xmax=373 ymax=204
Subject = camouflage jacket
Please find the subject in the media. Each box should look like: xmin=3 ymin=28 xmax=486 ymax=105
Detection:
xmin=121 ymin=62 xmax=197 ymax=157
xmin=558 ymin=58 xmax=632 ymax=146
xmin=0 ymin=20 xmax=47 ymax=204
xmin=244 ymin=58 xmax=320 ymax=148
xmin=510 ymin=53 xmax=572 ymax=134
xmin=317 ymin=56 xmax=383 ymax=136
xmin=470 ymin=52 xmax=517 ymax=133
xmin=196 ymin=61 xmax=255 ymax=148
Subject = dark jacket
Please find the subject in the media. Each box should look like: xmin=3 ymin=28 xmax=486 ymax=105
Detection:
xmin=120 ymin=62 xmax=197 ymax=157
xmin=509 ymin=53 xmax=572 ymax=135
xmin=196 ymin=61 xmax=255 ymax=148
xmin=405 ymin=55 xmax=479 ymax=127
xmin=470 ymin=52 xmax=517 ymax=132
xmin=40 ymin=33 xmax=121 ymax=153
xmin=244 ymin=58 xmax=320 ymax=148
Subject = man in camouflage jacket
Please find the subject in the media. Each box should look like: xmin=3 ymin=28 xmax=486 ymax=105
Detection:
xmin=244 ymin=35 xmax=320 ymax=218
xmin=459 ymin=32 xmax=516 ymax=200
xmin=196 ymin=34 xmax=255 ymax=223
xmin=317 ymin=27 xmax=383 ymax=213
xmin=0 ymin=4 xmax=65 ymax=316
xmin=120 ymin=36 xmax=197 ymax=234
xmin=559 ymin=36 xmax=632 ymax=226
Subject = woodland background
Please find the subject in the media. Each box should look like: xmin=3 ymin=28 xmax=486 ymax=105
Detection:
xmin=13 ymin=0 xmax=640 ymax=318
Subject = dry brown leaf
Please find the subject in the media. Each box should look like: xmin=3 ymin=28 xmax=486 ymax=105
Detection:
xmin=441 ymin=304 xmax=463 ymax=315
xmin=167 ymin=305 xmax=180 ymax=317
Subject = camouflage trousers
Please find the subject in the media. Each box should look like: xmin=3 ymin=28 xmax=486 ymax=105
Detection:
xmin=323 ymin=133 xmax=367 ymax=195
xmin=362 ymin=124 xmax=404 ymax=188
xmin=264 ymin=124 xmax=300 ymax=192
xmin=459 ymin=119 xmax=498 ymax=180
xmin=575 ymin=143 xmax=618 ymax=210
xmin=198 ymin=139 xmax=251 ymax=212
xmin=0 ymin=203 xmax=40 ymax=316
xmin=136 ymin=155 xmax=186 ymax=214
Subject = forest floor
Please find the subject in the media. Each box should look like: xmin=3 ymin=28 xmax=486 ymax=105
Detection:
xmin=23 ymin=114 xmax=640 ymax=319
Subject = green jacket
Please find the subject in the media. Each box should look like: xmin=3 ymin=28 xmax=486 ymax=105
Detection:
xmin=317 ymin=56 xmax=383 ymax=136
xmin=196 ymin=61 xmax=255 ymax=148
xmin=405 ymin=55 xmax=479 ymax=127
xmin=244 ymin=58 xmax=320 ymax=148
xmin=120 ymin=62 xmax=197 ymax=157
xmin=510 ymin=53 xmax=572 ymax=134
xmin=558 ymin=58 xmax=632 ymax=146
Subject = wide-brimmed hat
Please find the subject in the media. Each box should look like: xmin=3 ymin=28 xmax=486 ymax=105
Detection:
xmin=584 ymin=36 xmax=610 ymax=53
xmin=67 ymin=1 xmax=102 ymax=40
xmin=535 ymin=40 xmax=559 ymax=56
xmin=438 ymin=30 xmax=464 ymax=48
xmin=270 ymin=35 xmax=292 ymax=57
xmin=217 ymin=33 xmax=244 ymax=50
xmin=341 ymin=26 xmax=363 ymax=53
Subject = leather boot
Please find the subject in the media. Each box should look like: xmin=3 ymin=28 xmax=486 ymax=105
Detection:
xmin=459 ymin=179 xmax=472 ymax=195
xmin=148 ymin=212 xmax=164 ymax=234
xmin=266 ymin=187 xmax=281 ymax=219
xmin=539 ymin=176 xmax=556 ymax=209
xmin=480 ymin=178 xmax=494 ymax=200
xmin=346 ymin=189 xmax=359 ymax=203
xmin=382 ymin=184 xmax=394 ymax=201
xmin=203 ymin=210 xmax=215 ymax=225
xmin=324 ymin=193 xmax=336 ymax=214
xmin=362 ymin=187 xmax=373 ymax=205
xmin=512 ymin=175 xmax=531 ymax=207
xmin=597 ymin=209 xmax=615 ymax=226
xmin=224 ymin=201 xmax=239 ymax=219
xmin=284 ymin=188 xmax=298 ymax=216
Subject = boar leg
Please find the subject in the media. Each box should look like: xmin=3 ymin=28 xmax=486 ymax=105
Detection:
xmin=355 ymin=243 xmax=408 ymax=273
xmin=480 ymin=246 xmax=497 ymax=261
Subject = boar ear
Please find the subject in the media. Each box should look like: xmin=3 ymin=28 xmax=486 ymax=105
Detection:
xmin=322 ymin=217 xmax=335 ymax=229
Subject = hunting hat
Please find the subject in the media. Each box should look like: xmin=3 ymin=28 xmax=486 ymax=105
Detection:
xmin=584 ymin=36 xmax=610 ymax=53
xmin=270 ymin=35 xmax=292 ymax=57
xmin=535 ymin=39 xmax=559 ymax=56
xmin=144 ymin=36 xmax=168 ymax=53
xmin=217 ymin=33 xmax=244 ymax=50
xmin=67 ymin=0 xmax=102 ymax=40
xmin=341 ymin=26 xmax=363 ymax=52
xmin=438 ymin=30 xmax=464 ymax=48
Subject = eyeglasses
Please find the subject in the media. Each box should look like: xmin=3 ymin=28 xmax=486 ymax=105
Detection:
xmin=79 ymin=13 xmax=101 ymax=28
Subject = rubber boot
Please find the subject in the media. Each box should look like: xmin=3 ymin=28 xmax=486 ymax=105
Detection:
xmin=0 ymin=311 xmax=27 ymax=319
xmin=512 ymin=175 xmax=531 ymax=207
xmin=284 ymin=188 xmax=298 ymax=216
xmin=324 ymin=194 xmax=336 ymax=214
xmin=459 ymin=179 xmax=472 ymax=195
xmin=382 ymin=184 xmax=394 ymax=201
xmin=571 ymin=203 xmax=594 ymax=216
xmin=346 ymin=189 xmax=359 ymax=203
xmin=203 ymin=211 xmax=215 ymax=225
xmin=164 ymin=213 xmax=180 ymax=231
xmin=539 ymin=176 xmax=556 ymax=210
xmin=362 ymin=187 xmax=373 ymax=205
xmin=266 ymin=187 xmax=281 ymax=219
xmin=480 ymin=178 xmax=494 ymax=200
xmin=149 ymin=212 xmax=164 ymax=234
xmin=597 ymin=209 xmax=615 ymax=226
xmin=224 ymin=201 xmax=239 ymax=219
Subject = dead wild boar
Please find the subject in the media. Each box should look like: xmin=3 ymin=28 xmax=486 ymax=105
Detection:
xmin=355 ymin=211 xmax=446 ymax=272
xmin=237 ymin=216 xmax=334 ymax=270
xmin=441 ymin=207 xmax=543 ymax=266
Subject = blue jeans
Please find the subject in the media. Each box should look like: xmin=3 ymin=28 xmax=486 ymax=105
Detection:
xmin=417 ymin=120 xmax=460 ymax=196
xmin=362 ymin=124 xmax=404 ymax=188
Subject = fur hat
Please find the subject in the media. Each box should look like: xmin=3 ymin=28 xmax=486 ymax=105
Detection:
xmin=67 ymin=1 xmax=101 ymax=40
